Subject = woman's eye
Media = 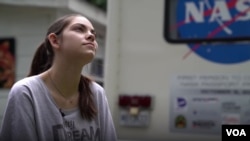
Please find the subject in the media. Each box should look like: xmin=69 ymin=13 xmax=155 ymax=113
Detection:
xmin=75 ymin=27 xmax=84 ymax=32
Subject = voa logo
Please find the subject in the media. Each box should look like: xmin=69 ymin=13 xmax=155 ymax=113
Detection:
xmin=226 ymin=129 xmax=246 ymax=136
xmin=176 ymin=0 xmax=250 ymax=64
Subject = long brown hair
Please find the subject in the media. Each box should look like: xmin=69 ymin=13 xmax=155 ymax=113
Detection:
xmin=27 ymin=14 xmax=97 ymax=121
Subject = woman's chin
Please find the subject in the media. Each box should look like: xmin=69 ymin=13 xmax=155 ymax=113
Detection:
xmin=83 ymin=53 xmax=95 ymax=62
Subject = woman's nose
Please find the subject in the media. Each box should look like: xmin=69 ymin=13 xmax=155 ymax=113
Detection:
xmin=86 ymin=31 xmax=95 ymax=42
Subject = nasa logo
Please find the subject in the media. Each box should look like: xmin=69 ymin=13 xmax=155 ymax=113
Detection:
xmin=167 ymin=0 xmax=250 ymax=64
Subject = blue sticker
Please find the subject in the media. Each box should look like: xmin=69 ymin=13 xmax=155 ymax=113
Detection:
xmin=177 ymin=97 xmax=187 ymax=108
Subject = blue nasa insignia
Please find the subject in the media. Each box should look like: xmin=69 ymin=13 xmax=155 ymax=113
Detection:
xmin=176 ymin=0 xmax=250 ymax=64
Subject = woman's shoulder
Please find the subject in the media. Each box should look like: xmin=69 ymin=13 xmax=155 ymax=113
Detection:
xmin=6 ymin=75 xmax=42 ymax=100
xmin=90 ymin=81 xmax=104 ymax=94
xmin=13 ymin=75 xmax=40 ymax=87
xmin=10 ymin=75 xmax=42 ymax=93
xmin=90 ymin=81 xmax=109 ymax=101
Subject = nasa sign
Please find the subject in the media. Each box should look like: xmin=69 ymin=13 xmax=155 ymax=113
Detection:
xmin=164 ymin=0 xmax=250 ymax=64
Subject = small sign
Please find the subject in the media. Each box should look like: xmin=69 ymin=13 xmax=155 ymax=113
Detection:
xmin=119 ymin=110 xmax=150 ymax=127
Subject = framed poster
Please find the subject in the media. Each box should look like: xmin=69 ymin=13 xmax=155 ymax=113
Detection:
xmin=0 ymin=38 xmax=15 ymax=89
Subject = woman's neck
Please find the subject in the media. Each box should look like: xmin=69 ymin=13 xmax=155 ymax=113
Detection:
xmin=47 ymin=65 xmax=82 ymax=99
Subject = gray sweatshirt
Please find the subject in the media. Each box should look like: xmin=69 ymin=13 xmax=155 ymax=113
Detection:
xmin=0 ymin=75 xmax=117 ymax=141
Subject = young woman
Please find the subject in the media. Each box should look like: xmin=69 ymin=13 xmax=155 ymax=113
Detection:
xmin=0 ymin=14 xmax=117 ymax=141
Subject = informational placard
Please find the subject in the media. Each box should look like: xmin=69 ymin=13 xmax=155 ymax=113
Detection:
xmin=170 ymin=74 xmax=250 ymax=135
xmin=119 ymin=110 xmax=150 ymax=127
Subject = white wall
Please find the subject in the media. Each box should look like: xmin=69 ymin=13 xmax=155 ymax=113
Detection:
xmin=105 ymin=0 xmax=250 ymax=141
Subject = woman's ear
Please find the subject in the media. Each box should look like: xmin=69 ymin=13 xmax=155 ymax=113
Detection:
xmin=47 ymin=33 xmax=60 ymax=49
